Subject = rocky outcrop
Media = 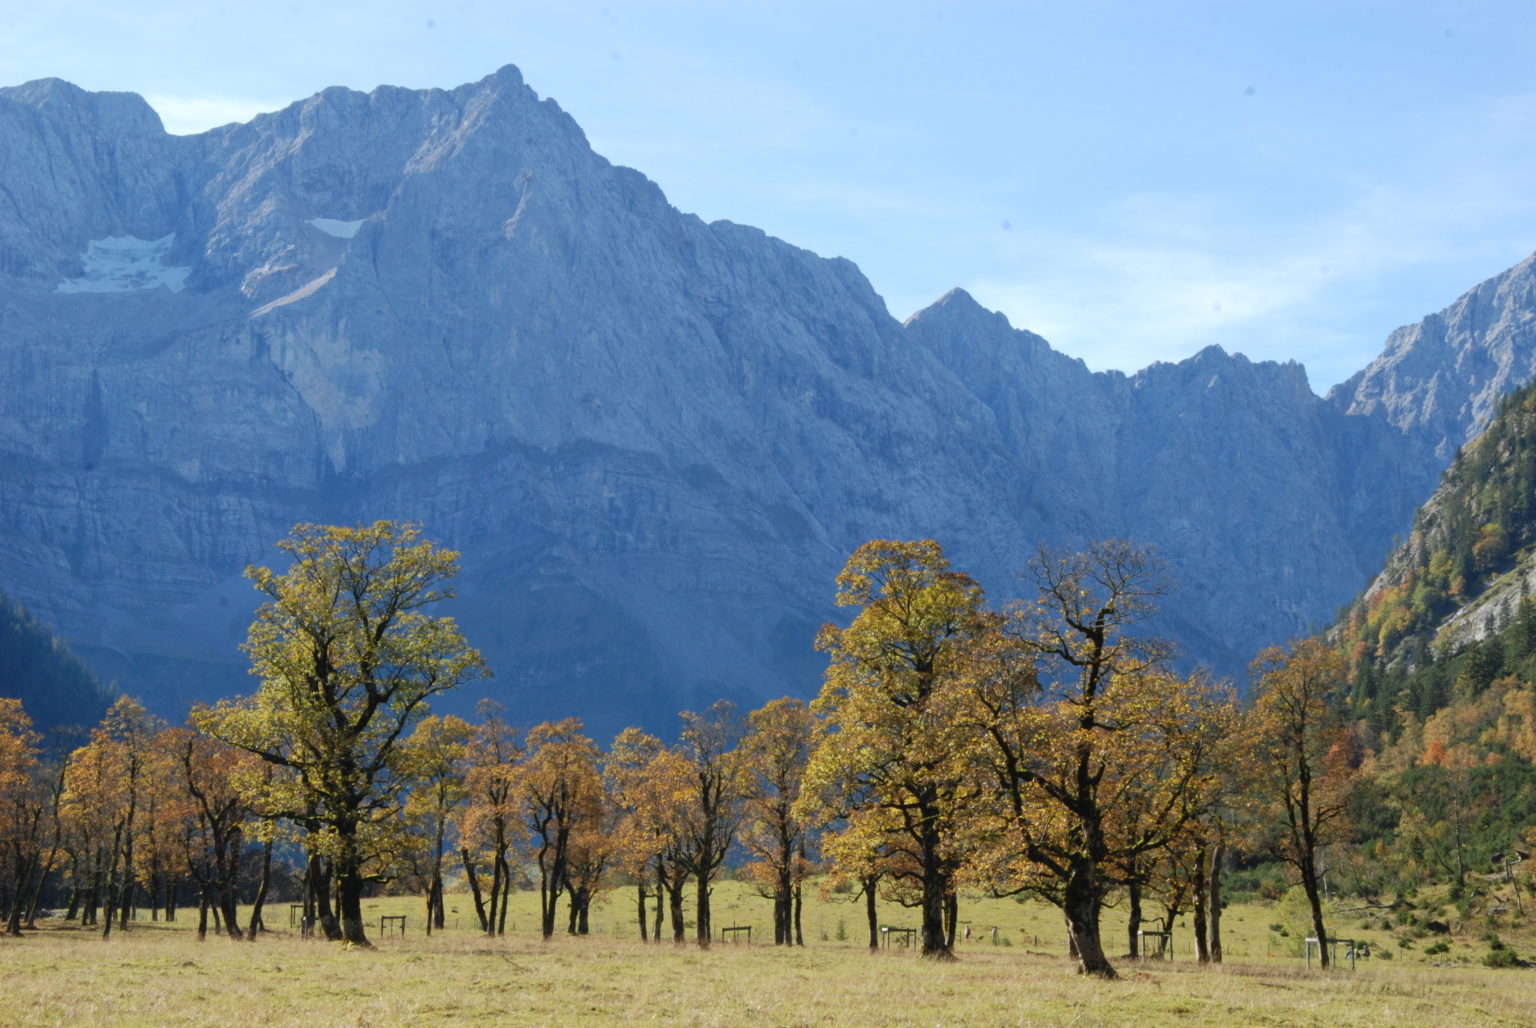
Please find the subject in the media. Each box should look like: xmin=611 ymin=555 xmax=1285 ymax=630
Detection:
xmin=1 ymin=67 xmax=1531 ymax=734
xmin=1330 ymin=254 xmax=1536 ymax=459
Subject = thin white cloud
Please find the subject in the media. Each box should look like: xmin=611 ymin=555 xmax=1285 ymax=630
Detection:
xmin=959 ymin=94 xmax=1536 ymax=392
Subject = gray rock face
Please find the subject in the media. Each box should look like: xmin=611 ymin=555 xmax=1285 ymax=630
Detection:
xmin=1330 ymin=254 xmax=1536 ymax=458
xmin=0 ymin=67 xmax=1530 ymax=734
xmin=904 ymin=293 xmax=1437 ymax=674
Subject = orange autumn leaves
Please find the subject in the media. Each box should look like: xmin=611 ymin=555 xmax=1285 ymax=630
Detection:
xmin=4 ymin=526 xmax=1353 ymax=975
xmin=799 ymin=539 xmax=1238 ymax=976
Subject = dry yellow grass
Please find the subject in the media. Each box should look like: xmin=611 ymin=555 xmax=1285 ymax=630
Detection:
xmin=2 ymin=884 xmax=1532 ymax=1027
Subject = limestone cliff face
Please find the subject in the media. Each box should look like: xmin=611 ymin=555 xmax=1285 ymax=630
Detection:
xmin=0 ymin=67 xmax=1528 ymax=732
xmin=905 ymin=293 xmax=1430 ymax=674
xmin=1331 ymin=254 xmax=1536 ymax=458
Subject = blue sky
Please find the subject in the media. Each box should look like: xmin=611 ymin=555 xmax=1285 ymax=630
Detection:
xmin=5 ymin=1 xmax=1536 ymax=390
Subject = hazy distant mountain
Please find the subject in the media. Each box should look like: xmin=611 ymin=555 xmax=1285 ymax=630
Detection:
xmin=2 ymin=67 xmax=1533 ymax=735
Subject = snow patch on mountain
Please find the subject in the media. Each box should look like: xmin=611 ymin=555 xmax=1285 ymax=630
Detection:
xmin=56 ymin=235 xmax=190 ymax=293
xmin=308 ymin=217 xmax=365 ymax=239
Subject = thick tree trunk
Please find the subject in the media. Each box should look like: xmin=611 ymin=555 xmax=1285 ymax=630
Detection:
xmin=912 ymin=792 xmax=953 ymax=960
xmin=428 ymin=873 xmax=444 ymax=933
xmin=214 ymin=831 xmax=243 ymax=941
xmin=1127 ymin=877 xmax=1142 ymax=958
xmin=794 ymin=880 xmax=804 ymax=946
xmin=636 ymin=883 xmax=649 ymax=941
xmin=1208 ymin=842 xmax=1224 ymax=963
xmin=486 ymin=856 xmax=505 ymax=937
xmin=539 ymin=851 xmax=562 ymax=938
xmin=945 ymin=892 xmax=958 ymax=949
xmin=775 ymin=864 xmax=791 ymax=945
xmin=5 ymin=855 xmax=38 ymax=935
xmin=496 ymin=856 xmax=511 ymax=936
xmin=864 ymin=875 xmax=879 ymax=951
xmin=918 ymin=852 xmax=952 ymax=958
xmin=118 ymin=818 xmax=135 ymax=931
xmin=773 ymin=851 xmax=792 ymax=945
xmin=1064 ymin=858 xmax=1115 ymax=978
xmin=653 ymin=863 xmax=664 ymax=943
xmin=218 ymin=885 xmax=241 ymax=941
xmin=429 ymin=823 xmax=446 ymax=934
xmin=312 ymin=858 xmax=341 ymax=941
xmin=1301 ymin=858 xmax=1328 ymax=968
xmin=654 ymin=866 xmax=666 ymax=940
xmin=564 ymin=881 xmax=588 ymax=935
xmin=197 ymin=892 xmax=209 ymax=940
xmin=102 ymin=844 xmax=121 ymax=939
xmin=668 ymin=881 xmax=686 ymax=944
xmin=462 ymin=848 xmax=488 ymax=933
xmin=695 ymin=876 xmax=712 ymax=948
xmin=336 ymin=865 xmax=370 ymax=946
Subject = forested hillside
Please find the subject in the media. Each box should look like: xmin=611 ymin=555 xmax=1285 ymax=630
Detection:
xmin=1331 ymin=382 xmax=1536 ymax=891
xmin=0 ymin=591 xmax=113 ymax=733
xmin=1345 ymin=384 xmax=1536 ymax=667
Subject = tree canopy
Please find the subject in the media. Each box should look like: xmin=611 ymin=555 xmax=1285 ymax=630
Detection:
xmin=193 ymin=521 xmax=488 ymax=945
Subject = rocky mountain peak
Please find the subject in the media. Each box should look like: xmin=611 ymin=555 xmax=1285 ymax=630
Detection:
xmin=4 ymin=71 xmax=1536 ymax=735
xmin=907 ymin=286 xmax=992 ymax=322
xmin=1130 ymin=345 xmax=1315 ymax=409
xmin=1330 ymin=252 xmax=1536 ymax=458
xmin=464 ymin=63 xmax=528 ymax=95
xmin=0 ymin=78 xmax=166 ymax=136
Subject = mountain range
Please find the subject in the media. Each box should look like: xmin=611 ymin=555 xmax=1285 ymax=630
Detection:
xmin=4 ymin=66 xmax=1536 ymax=735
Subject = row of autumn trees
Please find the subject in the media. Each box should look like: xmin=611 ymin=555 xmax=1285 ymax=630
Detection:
xmin=0 ymin=694 xmax=285 ymax=941
xmin=0 ymin=524 xmax=821 ymax=954
xmin=0 ymin=689 xmax=816 ymax=949
xmin=1 ymin=523 xmax=1365 ymax=979
xmin=803 ymin=538 xmax=1358 ymax=977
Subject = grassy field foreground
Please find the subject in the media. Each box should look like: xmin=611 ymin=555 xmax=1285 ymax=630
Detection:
xmin=3 ymin=886 xmax=1535 ymax=1027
